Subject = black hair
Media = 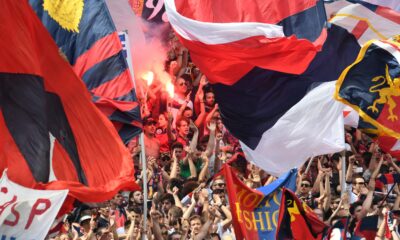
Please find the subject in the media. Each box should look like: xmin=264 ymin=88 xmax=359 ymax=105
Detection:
xmin=349 ymin=201 xmax=363 ymax=215
xmin=160 ymin=193 xmax=175 ymax=205
xmin=171 ymin=142 xmax=184 ymax=151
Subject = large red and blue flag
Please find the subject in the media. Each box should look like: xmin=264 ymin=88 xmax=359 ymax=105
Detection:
xmin=0 ymin=0 xmax=139 ymax=203
xmin=165 ymin=0 xmax=361 ymax=175
xmin=29 ymin=0 xmax=142 ymax=144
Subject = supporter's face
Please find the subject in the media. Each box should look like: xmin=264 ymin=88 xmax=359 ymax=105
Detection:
xmin=99 ymin=207 xmax=110 ymax=218
xmin=212 ymin=180 xmax=226 ymax=191
xmin=219 ymin=192 xmax=226 ymax=204
xmin=176 ymin=78 xmax=187 ymax=94
xmin=331 ymin=198 xmax=340 ymax=210
xmin=144 ymin=122 xmax=156 ymax=135
xmin=162 ymin=200 xmax=172 ymax=212
xmin=130 ymin=212 xmax=142 ymax=225
xmin=81 ymin=220 xmax=90 ymax=232
xmin=174 ymin=148 xmax=183 ymax=159
xmin=132 ymin=191 xmax=144 ymax=204
xmin=177 ymin=121 xmax=189 ymax=136
xmin=190 ymin=219 xmax=202 ymax=235
xmin=353 ymin=178 xmax=365 ymax=192
xmin=183 ymin=109 xmax=193 ymax=119
xmin=217 ymin=119 xmax=224 ymax=132
xmin=300 ymin=181 xmax=311 ymax=194
xmin=158 ymin=114 xmax=167 ymax=128
xmin=113 ymin=194 xmax=123 ymax=205
xmin=354 ymin=206 xmax=363 ymax=220
xmin=205 ymin=92 xmax=215 ymax=106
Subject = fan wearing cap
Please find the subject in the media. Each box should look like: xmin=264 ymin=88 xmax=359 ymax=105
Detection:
xmin=143 ymin=116 xmax=161 ymax=159
xmin=79 ymin=214 xmax=96 ymax=240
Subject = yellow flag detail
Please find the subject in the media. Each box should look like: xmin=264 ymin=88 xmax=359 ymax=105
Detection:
xmin=43 ymin=0 xmax=84 ymax=33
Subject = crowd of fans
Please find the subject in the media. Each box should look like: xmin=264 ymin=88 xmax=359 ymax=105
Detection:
xmin=47 ymin=30 xmax=400 ymax=240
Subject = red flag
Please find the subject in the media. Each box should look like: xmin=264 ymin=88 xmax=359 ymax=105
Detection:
xmin=276 ymin=188 xmax=327 ymax=239
xmin=0 ymin=0 xmax=139 ymax=203
xmin=223 ymin=165 xmax=263 ymax=240
xmin=353 ymin=215 xmax=379 ymax=240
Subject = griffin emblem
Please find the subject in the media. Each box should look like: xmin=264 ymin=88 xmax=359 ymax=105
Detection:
xmin=367 ymin=65 xmax=400 ymax=122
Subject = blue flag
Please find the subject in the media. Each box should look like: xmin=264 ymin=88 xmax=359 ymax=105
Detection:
xmin=254 ymin=169 xmax=298 ymax=239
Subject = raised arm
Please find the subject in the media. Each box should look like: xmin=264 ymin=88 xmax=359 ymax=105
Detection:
xmin=166 ymin=112 xmax=176 ymax=142
xmin=198 ymin=154 xmax=210 ymax=183
xmin=169 ymin=150 xmax=179 ymax=179
xmin=346 ymin=155 xmax=355 ymax=183
xmin=360 ymin=156 xmax=383 ymax=218
xmin=205 ymin=120 xmax=216 ymax=158
xmin=322 ymin=172 xmax=331 ymax=212
xmin=150 ymin=207 xmax=164 ymax=240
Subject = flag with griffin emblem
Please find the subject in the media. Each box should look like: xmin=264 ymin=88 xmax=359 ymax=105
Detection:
xmin=29 ymin=0 xmax=142 ymax=144
xmin=276 ymin=188 xmax=327 ymax=239
xmin=335 ymin=38 xmax=400 ymax=139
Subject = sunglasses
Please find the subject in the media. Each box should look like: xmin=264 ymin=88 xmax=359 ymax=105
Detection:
xmin=213 ymin=183 xmax=225 ymax=187
xmin=178 ymin=82 xmax=189 ymax=86
xmin=301 ymin=183 xmax=311 ymax=187
xmin=354 ymin=182 xmax=365 ymax=185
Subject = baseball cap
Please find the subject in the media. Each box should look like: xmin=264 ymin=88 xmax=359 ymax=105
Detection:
xmin=143 ymin=117 xmax=157 ymax=126
xmin=79 ymin=215 xmax=91 ymax=224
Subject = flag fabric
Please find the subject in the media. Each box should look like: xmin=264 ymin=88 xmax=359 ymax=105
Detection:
xmin=375 ymin=173 xmax=400 ymax=189
xmin=223 ymin=165 xmax=297 ymax=240
xmin=223 ymin=165 xmax=263 ymax=240
xmin=224 ymin=26 xmax=361 ymax=176
xmin=165 ymin=0 xmax=361 ymax=176
xmin=0 ymin=171 xmax=68 ymax=239
xmin=335 ymin=39 xmax=400 ymax=140
xmin=165 ymin=0 xmax=328 ymax=85
xmin=324 ymin=216 xmax=351 ymax=240
xmin=362 ymin=0 xmax=400 ymax=12
xmin=29 ymin=0 xmax=142 ymax=144
xmin=128 ymin=0 xmax=168 ymax=23
xmin=344 ymin=106 xmax=361 ymax=127
xmin=105 ymin=0 xmax=147 ymax=79
xmin=276 ymin=188 xmax=328 ymax=240
xmin=254 ymin=169 xmax=297 ymax=239
xmin=0 ymin=0 xmax=139 ymax=203
xmin=329 ymin=2 xmax=400 ymax=45
xmin=341 ymin=106 xmax=400 ymax=159
xmin=353 ymin=215 xmax=379 ymax=240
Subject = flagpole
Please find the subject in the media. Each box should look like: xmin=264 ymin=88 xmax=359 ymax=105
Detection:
xmin=121 ymin=30 xmax=148 ymax=235
xmin=304 ymin=156 xmax=315 ymax=176
xmin=139 ymin=132 xmax=148 ymax=236
xmin=341 ymin=150 xmax=346 ymax=197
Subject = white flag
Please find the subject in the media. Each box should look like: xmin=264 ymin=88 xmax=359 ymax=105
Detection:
xmin=0 ymin=170 xmax=68 ymax=240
